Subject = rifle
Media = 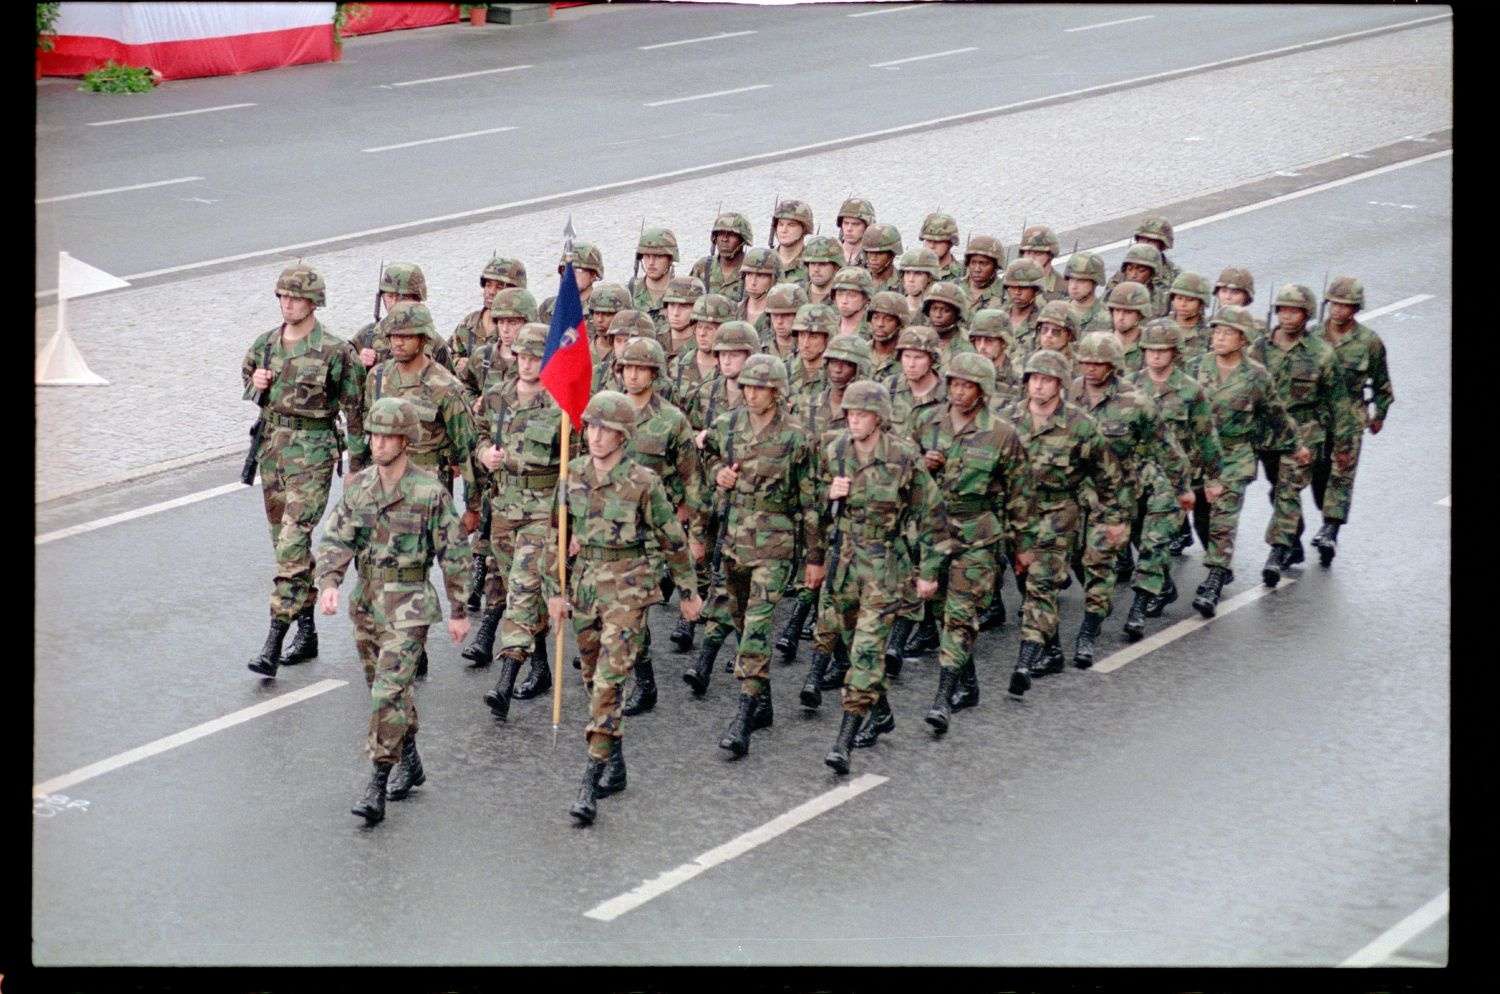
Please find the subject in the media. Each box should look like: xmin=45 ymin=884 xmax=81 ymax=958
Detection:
xmin=821 ymin=436 xmax=850 ymax=589
xmin=1266 ymin=284 xmax=1276 ymax=338
xmin=240 ymin=338 xmax=273 ymax=485
xmin=1318 ymin=270 xmax=1330 ymax=326
xmin=630 ymin=217 xmax=644 ymax=298
xmin=768 ymin=192 xmax=779 ymax=249
xmin=709 ymin=407 xmax=738 ymax=587
xmin=373 ymin=259 xmax=385 ymax=326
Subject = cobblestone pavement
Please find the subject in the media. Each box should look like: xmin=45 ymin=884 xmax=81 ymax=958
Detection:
xmin=34 ymin=23 xmax=1450 ymax=504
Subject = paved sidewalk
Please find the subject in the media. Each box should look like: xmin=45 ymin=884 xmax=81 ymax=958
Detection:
xmin=34 ymin=23 xmax=1450 ymax=504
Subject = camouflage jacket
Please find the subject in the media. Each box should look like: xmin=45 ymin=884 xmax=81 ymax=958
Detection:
xmin=937 ymin=257 xmax=966 ymax=284
xmin=315 ymin=463 xmax=469 ymax=625
xmin=459 ymin=342 xmax=516 ymax=404
xmin=683 ymin=372 xmax=746 ymax=433
xmin=774 ymin=249 xmax=810 ymax=288
xmin=869 ymin=270 xmax=900 ymax=298
xmin=591 ymin=354 xmax=625 ymax=395
xmin=365 ymin=357 xmax=479 ymax=506
xmin=622 ymin=392 xmax=701 ymax=533
xmin=1189 ymin=354 xmax=1299 ymax=477
xmin=1175 ymin=316 xmax=1211 ymax=365
xmin=1069 ymin=376 xmax=1189 ymax=508
xmin=1117 ymin=335 xmax=1146 ymax=376
xmin=241 ymin=320 xmax=368 ymax=467
xmin=870 ymin=345 xmax=901 ymax=384
xmin=475 ymin=380 xmax=577 ymax=521
xmin=912 ymin=403 xmax=1037 ymax=552
xmin=689 ymin=254 xmax=747 ymax=302
xmin=350 ymin=319 xmax=452 ymax=370
xmin=701 ymin=405 xmax=823 ymax=567
xmin=626 ymin=276 xmax=670 ymax=336
xmin=1000 ymin=398 xmax=1127 ymax=538
xmin=890 ymin=376 xmax=948 ymax=439
xmin=1106 ymin=270 xmax=1172 ymax=317
xmin=791 ymin=384 xmax=850 ymax=454
xmin=933 ymin=327 xmax=975 ymax=376
xmin=1127 ymin=366 xmax=1224 ymax=491
xmin=448 ymin=308 xmax=499 ymax=377
xmin=762 ymin=330 xmax=798 ymax=363
xmin=1037 ymin=267 xmax=1069 ymax=303
xmin=734 ymin=299 xmax=774 ymax=339
xmin=1314 ymin=319 xmax=1394 ymax=427
xmin=966 ymin=279 xmax=1005 ymax=312
xmin=787 ymin=356 xmax=828 ymax=402
xmin=663 ymin=348 xmax=718 ymax=412
xmin=1071 ymin=298 xmax=1113 ymax=335
xmin=1006 ymin=304 xmax=1044 ymax=356
xmin=1248 ymin=329 xmax=1358 ymax=452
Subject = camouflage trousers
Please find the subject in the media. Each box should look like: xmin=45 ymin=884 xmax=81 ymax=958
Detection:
xmin=497 ymin=516 xmax=551 ymax=653
xmin=1311 ymin=426 xmax=1365 ymax=524
xmin=819 ymin=566 xmax=900 ymax=715
xmin=351 ymin=588 xmax=425 ymax=765
xmin=259 ymin=459 xmax=334 ymax=622
xmin=1131 ymin=485 xmax=1183 ymax=596
xmin=1020 ymin=500 xmax=1082 ymax=645
xmin=1262 ymin=421 xmax=1323 ymax=548
xmin=723 ymin=556 xmax=794 ymax=695
xmin=573 ymin=597 xmax=648 ymax=760
xmin=937 ymin=541 xmax=1000 ymax=673
xmin=476 ymin=497 xmax=514 ymax=612
xmin=1201 ymin=442 xmax=1258 ymax=570
xmin=1073 ymin=502 xmax=1122 ymax=617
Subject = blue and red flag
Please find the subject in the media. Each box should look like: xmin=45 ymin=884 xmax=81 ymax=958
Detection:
xmin=539 ymin=260 xmax=593 ymax=431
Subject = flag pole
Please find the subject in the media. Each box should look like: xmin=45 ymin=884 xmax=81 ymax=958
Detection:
xmin=551 ymin=216 xmax=577 ymax=749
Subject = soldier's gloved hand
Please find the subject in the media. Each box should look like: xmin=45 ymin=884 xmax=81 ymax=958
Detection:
xmin=318 ymin=587 xmax=340 ymax=616
xmin=548 ymin=596 xmax=571 ymax=626
xmin=448 ymin=616 xmax=470 ymax=644
xmin=715 ymin=462 xmax=740 ymax=490
xmin=804 ymin=563 xmax=826 ymax=589
xmin=461 ymin=509 xmax=480 ymax=535
xmin=359 ymin=347 xmax=377 ymax=368
xmin=1177 ymin=491 xmax=1196 ymax=513
xmin=916 ymin=578 xmax=939 ymax=600
xmin=1103 ymin=522 xmax=1129 ymax=549
xmin=1204 ymin=483 xmax=1226 ymax=504
xmin=679 ymin=592 xmax=704 ymax=622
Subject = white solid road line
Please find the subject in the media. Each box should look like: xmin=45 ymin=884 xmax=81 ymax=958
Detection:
xmin=847 ymin=4 xmax=929 ymax=17
xmin=363 ymin=126 xmax=518 ymax=153
xmin=36 ymin=176 xmax=204 ymax=205
xmin=36 ymin=482 xmax=248 ymax=546
xmin=870 ymin=47 xmax=978 ymax=68
xmin=645 ymin=84 xmax=771 ymax=108
xmin=638 ymin=30 xmax=757 ymax=51
xmin=388 ymin=64 xmax=532 ymax=87
xmin=86 ymin=103 xmax=256 ymax=127
xmin=1065 ymin=15 xmax=1156 ymax=33
xmin=583 ymin=774 xmax=887 ymax=921
xmin=1359 ymin=294 xmax=1435 ymax=321
xmin=1092 ymin=579 xmax=1298 ymax=674
xmin=1340 ymin=889 xmax=1448 ymax=966
xmin=32 ymin=679 xmax=348 ymax=797
xmin=1436 ymin=495 xmax=1451 ymax=507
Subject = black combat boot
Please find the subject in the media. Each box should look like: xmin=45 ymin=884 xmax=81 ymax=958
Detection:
xmin=800 ymin=608 xmax=816 ymax=640
xmin=512 ymin=634 xmax=553 ymax=700
xmin=949 ymin=656 xmax=979 ymax=711
xmin=977 ymin=585 xmax=1006 ymax=631
xmin=1038 ymin=631 xmax=1066 ymax=676
xmin=883 ymin=617 xmax=914 ymax=678
xmin=1073 ymin=611 xmax=1105 ymax=668
xmin=596 ymin=739 xmax=627 ymax=798
xmin=819 ymin=640 xmax=851 ymax=690
xmin=246 ymin=618 xmax=290 ymax=677
xmin=1145 ymin=572 xmax=1178 ymax=618
xmin=719 ymin=692 xmax=757 ymax=756
xmin=669 ymin=617 xmax=697 ymax=652
xmin=386 ymin=730 xmax=426 ymax=800
xmin=683 ymin=625 xmax=726 ymax=695
xmin=1114 ymin=545 xmax=1136 ymax=587
xmin=460 ymin=608 xmax=502 ymax=667
xmin=483 ymin=648 xmax=525 ymax=720
xmin=852 ymin=694 xmax=894 ymax=748
xmin=569 ymin=756 xmax=606 ymax=824
xmin=1122 ymin=590 xmax=1150 ymax=641
xmin=1287 ymin=540 xmax=1305 ymax=565
xmin=752 ymin=684 xmax=774 ymax=730
xmin=903 ymin=610 xmax=940 ymax=657
xmin=415 ymin=649 xmax=428 ymax=678
xmin=775 ymin=598 xmax=813 ymax=664
xmin=351 ymin=761 xmax=392 ymax=824
xmin=1312 ymin=520 xmax=1341 ymax=566
xmin=281 ymin=608 xmax=318 ymax=665
xmin=1192 ymin=566 xmax=1230 ymax=618
xmin=801 ymin=652 xmax=831 ymax=709
xmin=1010 ymin=640 xmax=1043 ymax=696
xmin=1168 ymin=517 xmax=1193 ymax=556
xmin=659 ymin=573 xmax=676 ymax=604
xmin=926 ymin=667 xmax=961 ymax=734
xmin=824 ymin=710 xmax=863 ymax=774
xmin=622 ymin=647 xmax=657 ymax=717
xmin=1262 ymin=545 xmax=1288 ymax=588
xmin=465 ymin=553 xmax=487 ymax=613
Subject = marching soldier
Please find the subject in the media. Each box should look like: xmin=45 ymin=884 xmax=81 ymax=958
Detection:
xmin=1214 ymin=266 xmax=1268 ymax=338
xmin=860 ymin=223 xmax=903 ymax=296
xmin=1106 ymin=244 xmax=1170 ymax=318
xmin=835 ymin=196 xmax=875 ymax=266
xmin=867 ymin=290 xmax=909 ymax=382
xmin=771 ymin=198 xmax=815 ymax=287
xmin=660 ymin=275 xmax=707 ymax=358
xmin=1106 ymin=281 xmax=1152 ymax=374
xmin=350 ymin=263 xmax=451 ymax=386
xmin=1167 ymin=272 xmax=1214 ymax=364
xmin=1130 ymin=215 xmax=1181 ymax=288
xmin=889 ymin=325 xmax=948 ymax=662
xmin=586 ymin=282 xmax=631 ymax=363
xmin=1000 ymin=258 xmax=1047 ymax=354
xmin=627 ymin=227 xmax=679 ymax=332
xmin=458 ymin=286 xmax=536 ymax=403
xmin=898 ymin=246 xmax=941 ymax=319
xmin=1064 ymin=251 xmax=1113 ymax=334
xmin=735 ymin=247 xmax=782 ymax=335
xmin=919 ymin=212 xmax=966 ymax=282
xmin=963 ymin=235 xmax=1007 ymax=312
xmin=593 ymin=309 xmax=655 ymax=395
xmin=802 ymin=234 xmax=844 ymax=307
xmin=830 ymin=266 xmax=875 ymax=338
xmin=967 ymin=309 xmax=1024 ymax=407
xmin=690 ymin=211 xmax=753 ymax=303
xmin=663 ymin=293 xmax=734 ymax=408
xmin=763 ymin=282 xmax=809 ymax=360
xmin=786 ymin=302 xmax=838 ymax=400
xmin=539 ymin=242 xmax=602 ymax=326
xmin=921 ymin=281 xmax=975 ymax=372
xmin=1017 ymin=225 xmax=1068 ymax=301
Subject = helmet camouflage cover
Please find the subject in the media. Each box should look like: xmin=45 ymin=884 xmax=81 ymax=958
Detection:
xmin=967 ymin=308 xmax=1013 ymax=343
xmin=860 ymin=223 xmax=903 ymax=256
xmin=1120 ymin=242 xmax=1163 ymax=274
xmin=919 ymin=211 xmax=959 ymax=244
xmin=380 ymin=301 xmax=436 ymax=340
xmin=366 ymin=396 xmax=420 ymax=442
xmin=922 ymin=281 xmax=970 ymax=322
xmin=897 ymin=324 xmax=941 ymax=358
xmin=1209 ymin=304 xmax=1257 ymax=338
xmin=1020 ymin=225 xmax=1062 ymax=255
xmin=1023 ymin=348 xmax=1072 ymax=382
xmin=636 ymin=226 xmax=680 ymax=262
xmin=1324 ymin=276 xmax=1365 ymax=308
xmin=964 ymin=235 xmax=1006 ymax=266
xmin=561 ymin=242 xmax=604 ymax=277
xmin=793 ymin=302 xmax=839 ymax=335
xmin=741 ymin=246 xmax=782 ymax=277
xmin=898 ymin=247 xmax=942 ymax=277
xmin=588 ymin=282 xmax=630 ymax=314
xmin=1134 ymin=214 xmax=1176 ymax=250
xmin=1107 ymin=281 xmax=1153 ymax=315
xmin=1215 ymin=266 xmax=1256 ymax=300
xmin=737 ymin=353 xmax=789 ymax=390
xmin=692 ymin=292 xmax=737 ymax=324
xmin=607 ymin=310 xmax=657 ymax=338
xmin=1002 ymin=258 xmax=1046 ymax=288
xmin=710 ymin=211 xmax=754 ymax=245
xmin=619 ymin=335 xmax=667 ymax=370
xmin=772 ymin=199 xmax=814 ymax=236
xmin=841 ymin=379 xmax=892 ymax=422
xmin=824 ymin=334 xmax=874 ymax=377
xmin=868 ymin=290 xmax=912 ymax=323
xmin=276 ymin=264 xmax=326 ymax=307
xmin=1064 ymin=251 xmax=1106 ymax=284
xmin=831 ymin=266 xmax=875 ymax=298
xmin=946 ymin=351 xmax=997 ymax=395
xmin=802 ymin=235 xmax=844 ymax=266
xmin=512 ymin=322 xmax=549 ymax=358
xmin=380 ymin=262 xmax=428 ymax=300
xmin=662 ymin=275 xmax=707 ymax=305
xmin=1075 ymin=331 xmax=1125 ymax=370
xmin=492 ymin=287 xmax=540 ymax=322
xmin=836 ymin=197 xmax=876 ymax=226
xmin=712 ymin=320 xmax=760 ymax=353
xmin=766 ymin=282 xmax=810 ymax=314
xmin=1170 ymin=271 xmax=1213 ymax=305
xmin=582 ymin=390 xmax=636 ymax=439
xmin=482 ymin=255 xmax=528 ymax=288
xmin=1274 ymin=283 xmax=1318 ymax=316
xmin=1140 ymin=317 xmax=1184 ymax=350
xmin=1036 ymin=299 xmax=1080 ymax=337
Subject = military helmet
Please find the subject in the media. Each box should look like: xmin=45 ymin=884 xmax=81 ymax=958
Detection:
xmin=737 ymin=353 xmax=789 ymax=390
xmin=1274 ymin=283 xmax=1318 ymax=316
xmin=712 ymin=320 xmax=760 ymax=353
xmin=635 ymin=227 xmax=679 ymax=263
xmin=1209 ymin=304 xmax=1257 ymax=338
xmin=964 ymin=235 xmax=1007 ymax=266
xmin=379 ymin=262 xmax=428 ymax=300
xmin=607 ymin=309 xmax=656 ymax=338
xmin=1140 ymin=318 xmax=1183 ymax=351
xmin=512 ymin=323 xmax=549 ymax=358
xmin=662 ymin=275 xmax=706 ymax=305
xmin=366 ymin=397 xmax=420 ymax=442
xmin=275 ymin=264 xmax=326 ymax=307
xmin=692 ymin=292 xmax=736 ymax=324
xmin=1215 ymin=266 xmax=1256 ymax=300
xmin=772 ymin=199 xmax=814 ymax=236
xmin=922 ymin=281 xmax=970 ymax=323
xmin=824 ymin=334 xmax=874 ymax=378
xmin=868 ymin=290 xmax=912 ymax=324
xmin=492 ymin=287 xmax=540 ymax=322
xmin=766 ymin=282 xmax=810 ymax=314
xmin=831 ymin=266 xmax=875 ymax=298
xmin=1169 ymin=271 xmax=1213 ymax=305
xmin=896 ymin=324 xmax=941 ymax=359
xmin=481 ymin=255 xmax=527 ymax=289
xmin=1020 ymin=225 xmax=1062 ymax=256
xmin=1002 ymin=257 xmax=1046 ymax=288
xmin=710 ymin=211 xmax=754 ymax=245
xmin=836 ymin=197 xmax=876 ymax=226
xmin=861 ymin=222 xmax=903 ymax=256
xmin=1107 ymin=281 xmax=1153 ymax=315
xmin=582 ymin=390 xmax=636 ymax=439
xmin=1121 ymin=242 xmax=1163 ymax=274
xmin=968 ymin=309 xmax=1013 ymax=343
xmin=560 ymin=242 xmax=604 ymax=278
xmin=898 ymin=247 xmax=941 ymax=277
xmin=1134 ymin=215 xmax=1176 ymax=250
xmin=1023 ymin=349 xmax=1072 ymax=382
xmin=946 ymin=351 xmax=997 ymax=396
xmin=588 ymin=282 xmax=630 ymax=314
xmin=793 ymin=302 xmax=839 ymax=335
xmin=802 ymin=235 xmax=844 ymax=266
xmin=1064 ymin=250 xmax=1106 ymax=284
xmin=1036 ymin=299 xmax=1080 ymax=337
xmin=919 ymin=211 xmax=959 ymax=245
xmin=1325 ymin=276 xmax=1365 ymax=309
xmin=741 ymin=247 xmax=782 ymax=277
xmin=381 ymin=301 xmax=435 ymax=340
xmin=840 ymin=379 xmax=892 ymax=423
xmin=1075 ymin=332 xmax=1125 ymax=371
xmin=620 ymin=335 xmax=668 ymax=371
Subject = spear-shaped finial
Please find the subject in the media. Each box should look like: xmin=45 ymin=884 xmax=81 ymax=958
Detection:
xmin=563 ymin=214 xmax=576 ymax=262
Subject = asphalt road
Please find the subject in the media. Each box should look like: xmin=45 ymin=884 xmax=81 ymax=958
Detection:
xmin=31 ymin=154 xmax=1450 ymax=968
xmin=33 ymin=2 xmax=1446 ymax=293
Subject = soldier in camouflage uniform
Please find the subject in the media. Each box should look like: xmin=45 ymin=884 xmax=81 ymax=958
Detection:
xmin=1106 ymin=243 xmax=1171 ymax=318
xmin=1033 ymin=300 xmax=1080 ymax=375
xmin=1106 ymin=281 xmax=1152 ymax=375
xmin=586 ymin=282 xmax=630 ymax=363
xmin=887 ymin=326 xmax=949 ymax=660
xmin=963 ymin=235 xmax=1007 ymax=312
xmin=316 ymin=397 xmax=470 ymax=824
xmin=809 ymin=380 xmax=947 ymax=774
xmin=1167 ymin=272 xmax=1214 ymax=364
xmin=449 ymin=257 xmax=507 ymax=384
xmin=919 ymin=212 xmax=966 ymax=283
xmin=1018 ymin=225 xmax=1069 ymax=302
xmin=911 ymin=353 xmax=1036 ymax=735
xmin=1002 ymin=349 xmax=1126 ymax=696
xmin=1188 ymin=306 xmax=1298 ymax=617
xmin=1131 ymin=215 xmax=1181 ymax=289
xmin=921 ymin=281 xmax=975 ymax=372
xmin=539 ymin=242 xmax=602 ymax=328
xmin=663 ymin=293 xmax=734 ymax=409
xmin=1306 ymin=276 xmax=1393 ymax=564
xmin=690 ymin=212 xmax=752 ymax=303
xmin=802 ymin=234 xmax=844 ymax=308
xmin=1214 ymin=266 xmax=1267 ymax=340
xmin=1000 ymin=258 xmax=1047 ymax=355
xmin=836 ymin=196 xmax=876 ymax=266
xmin=349 ymin=263 xmax=452 ymax=383
xmin=786 ymin=302 xmax=838 ymax=400
xmin=1064 ymin=251 xmax=1114 ymax=335
xmin=735 ymin=246 xmax=781 ymax=336
xmin=244 ymin=265 xmax=368 ymax=677
xmin=866 ymin=290 xmax=909 ymax=382
xmin=771 ymin=198 xmax=814 ymax=287
xmin=968 ymin=309 xmax=1023 ymax=407
xmin=548 ymin=391 xmax=703 ymax=825
xmin=763 ymin=281 xmax=809 ymax=359
xmin=593 ymin=310 xmax=655 ymax=395
xmin=898 ymin=246 xmax=941 ymax=319
xmin=860 ymin=223 xmax=903 ymax=296
xmin=627 ymin=227 xmax=679 ymax=333
xmin=1249 ymin=284 xmax=1358 ymax=586
xmin=658 ymin=275 xmax=705 ymax=360
xmin=830 ymin=266 xmax=875 ymax=339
